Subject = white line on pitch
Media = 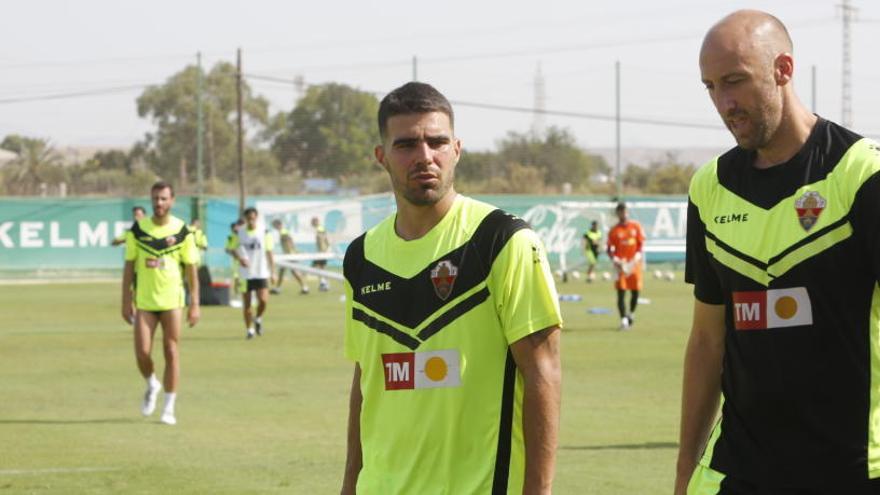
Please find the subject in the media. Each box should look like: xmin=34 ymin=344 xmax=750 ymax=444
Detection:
xmin=0 ymin=467 xmax=120 ymax=475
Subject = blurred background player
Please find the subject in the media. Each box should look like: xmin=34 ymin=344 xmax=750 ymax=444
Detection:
xmin=606 ymin=202 xmax=645 ymax=330
xmin=228 ymin=208 xmax=275 ymax=339
xmin=269 ymin=218 xmax=309 ymax=295
xmin=225 ymin=219 xmax=244 ymax=303
xmin=121 ymin=181 xmax=199 ymax=425
xmin=311 ymin=216 xmax=331 ymax=291
xmin=582 ymin=220 xmax=602 ymax=282
xmin=116 ymin=206 xmax=147 ymax=321
xmin=188 ymin=218 xmax=209 ymax=257
xmin=112 ymin=206 xmax=146 ymax=246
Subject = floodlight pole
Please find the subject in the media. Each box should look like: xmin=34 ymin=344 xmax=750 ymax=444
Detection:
xmin=236 ymin=48 xmax=246 ymax=215
xmin=615 ymin=60 xmax=622 ymax=200
xmin=196 ymin=52 xmax=204 ymax=218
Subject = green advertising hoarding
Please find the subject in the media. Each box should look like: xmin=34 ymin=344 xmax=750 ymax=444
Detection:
xmin=0 ymin=198 xmax=193 ymax=271
xmin=1 ymin=195 xmax=686 ymax=273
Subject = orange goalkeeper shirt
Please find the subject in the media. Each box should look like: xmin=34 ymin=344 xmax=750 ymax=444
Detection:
xmin=607 ymin=220 xmax=645 ymax=261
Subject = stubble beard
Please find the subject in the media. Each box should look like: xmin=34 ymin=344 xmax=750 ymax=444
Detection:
xmin=399 ymin=170 xmax=455 ymax=207
xmin=730 ymin=90 xmax=781 ymax=151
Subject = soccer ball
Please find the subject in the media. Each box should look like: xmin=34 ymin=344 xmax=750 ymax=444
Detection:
xmin=570 ymin=271 xmax=581 ymax=280
xmin=653 ymin=270 xmax=663 ymax=279
xmin=602 ymin=271 xmax=612 ymax=281
xmin=664 ymin=271 xmax=676 ymax=281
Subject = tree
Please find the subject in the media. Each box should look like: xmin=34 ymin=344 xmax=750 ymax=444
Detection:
xmin=645 ymin=163 xmax=695 ymax=194
xmin=88 ymin=149 xmax=133 ymax=174
xmin=456 ymin=150 xmax=501 ymax=184
xmin=272 ymin=83 xmax=379 ymax=178
xmin=136 ymin=62 xmax=270 ymax=189
xmin=497 ymin=127 xmax=607 ymax=191
xmin=623 ymin=152 xmax=695 ymax=194
xmin=1 ymin=134 xmax=28 ymax=154
xmin=1 ymin=136 xmax=63 ymax=195
xmin=622 ymin=163 xmax=651 ymax=191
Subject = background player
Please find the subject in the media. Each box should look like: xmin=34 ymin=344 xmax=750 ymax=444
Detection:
xmin=606 ymin=202 xmax=645 ymax=330
xmin=121 ymin=181 xmax=199 ymax=425
xmin=583 ymin=220 xmax=602 ymax=282
xmin=228 ymin=208 xmax=275 ymax=339
xmin=269 ymin=218 xmax=309 ymax=295
xmin=225 ymin=219 xmax=244 ymax=303
xmin=188 ymin=218 xmax=209 ymax=257
xmin=112 ymin=206 xmax=146 ymax=246
xmin=311 ymin=216 xmax=331 ymax=291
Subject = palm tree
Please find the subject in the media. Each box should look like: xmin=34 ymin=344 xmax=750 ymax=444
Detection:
xmin=2 ymin=138 xmax=62 ymax=195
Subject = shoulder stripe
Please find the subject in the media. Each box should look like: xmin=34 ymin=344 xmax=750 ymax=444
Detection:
xmin=767 ymin=215 xmax=850 ymax=266
xmin=347 ymin=209 xmax=527 ymax=331
xmin=351 ymin=308 xmax=421 ymax=350
xmin=704 ymin=215 xmax=854 ymax=286
xmin=417 ymin=287 xmax=490 ymax=341
xmin=131 ymin=222 xmax=190 ymax=256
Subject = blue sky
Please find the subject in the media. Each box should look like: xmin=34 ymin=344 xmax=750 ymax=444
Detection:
xmin=1 ymin=0 xmax=877 ymax=152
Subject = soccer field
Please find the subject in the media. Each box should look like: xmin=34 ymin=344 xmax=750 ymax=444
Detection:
xmin=0 ymin=274 xmax=692 ymax=494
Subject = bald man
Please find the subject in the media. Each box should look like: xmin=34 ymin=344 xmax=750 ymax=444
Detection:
xmin=677 ymin=10 xmax=880 ymax=494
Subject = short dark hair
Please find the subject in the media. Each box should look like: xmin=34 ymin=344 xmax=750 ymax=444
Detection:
xmin=616 ymin=202 xmax=627 ymax=212
xmin=132 ymin=206 xmax=146 ymax=215
xmin=377 ymin=82 xmax=454 ymax=139
xmin=151 ymin=181 xmax=174 ymax=196
xmin=243 ymin=207 xmax=258 ymax=217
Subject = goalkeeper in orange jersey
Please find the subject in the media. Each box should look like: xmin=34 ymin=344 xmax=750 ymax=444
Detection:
xmin=606 ymin=202 xmax=645 ymax=330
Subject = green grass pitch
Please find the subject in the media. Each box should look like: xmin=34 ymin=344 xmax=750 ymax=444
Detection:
xmin=0 ymin=273 xmax=692 ymax=494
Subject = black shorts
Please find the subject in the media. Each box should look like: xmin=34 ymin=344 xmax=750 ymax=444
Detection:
xmin=244 ymin=278 xmax=269 ymax=292
xmin=312 ymin=260 xmax=327 ymax=268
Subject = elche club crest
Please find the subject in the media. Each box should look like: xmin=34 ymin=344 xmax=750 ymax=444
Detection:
xmin=430 ymin=260 xmax=458 ymax=301
xmin=794 ymin=191 xmax=826 ymax=232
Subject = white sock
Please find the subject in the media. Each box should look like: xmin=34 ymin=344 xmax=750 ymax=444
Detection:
xmin=255 ymin=316 xmax=262 ymax=324
xmin=163 ymin=392 xmax=177 ymax=414
xmin=247 ymin=327 xmax=255 ymax=334
xmin=148 ymin=374 xmax=161 ymax=390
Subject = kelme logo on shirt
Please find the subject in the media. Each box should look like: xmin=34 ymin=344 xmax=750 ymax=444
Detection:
xmin=732 ymin=287 xmax=813 ymax=330
xmin=795 ymin=191 xmax=826 ymax=232
xmin=381 ymin=349 xmax=461 ymax=390
xmin=430 ymin=260 xmax=458 ymax=301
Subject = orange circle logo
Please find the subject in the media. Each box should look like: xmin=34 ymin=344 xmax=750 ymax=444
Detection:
xmin=775 ymin=296 xmax=798 ymax=320
xmin=424 ymin=357 xmax=448 ymax=382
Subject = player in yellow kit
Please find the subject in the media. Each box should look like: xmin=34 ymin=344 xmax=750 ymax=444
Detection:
xmin=341 ymin=82 xmax=562 ymax=494
xmin=121 ymin=181 xmax=199 ymax=426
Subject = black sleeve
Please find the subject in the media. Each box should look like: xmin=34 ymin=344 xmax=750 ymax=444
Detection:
xmin=850 ymin=171 xmax=880 ymax=281
xmin=684 ymin=198 xmax=724 ymax=304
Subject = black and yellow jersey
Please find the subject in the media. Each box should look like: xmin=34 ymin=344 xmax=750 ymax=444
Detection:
xmin=343 ymin=195 xmax=562 ymax=494
xmin=124 ymin=215 xmax=199 ymax=311
xmin=685 ymin=117 xmax=880 ymax=488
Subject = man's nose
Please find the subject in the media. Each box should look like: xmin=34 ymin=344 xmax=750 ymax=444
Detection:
xmin=716 ymin=92 xmax=737 ymax=114
xmin=414 ymin=141 xmax=433 ymax=163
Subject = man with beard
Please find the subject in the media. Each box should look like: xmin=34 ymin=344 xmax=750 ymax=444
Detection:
xmin=340 ymin=82 xmax=563 ymax=494
xmin=121 ymin=181 xmax=200 ymax=426
xmin=677 ymin=10 xmax=880 ymax=494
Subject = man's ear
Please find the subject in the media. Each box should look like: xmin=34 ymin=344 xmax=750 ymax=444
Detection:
xmin=374 ymin=144 xmax=388 ymax=171
xmin=774 ymin=53 xmax=794 ymax=87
